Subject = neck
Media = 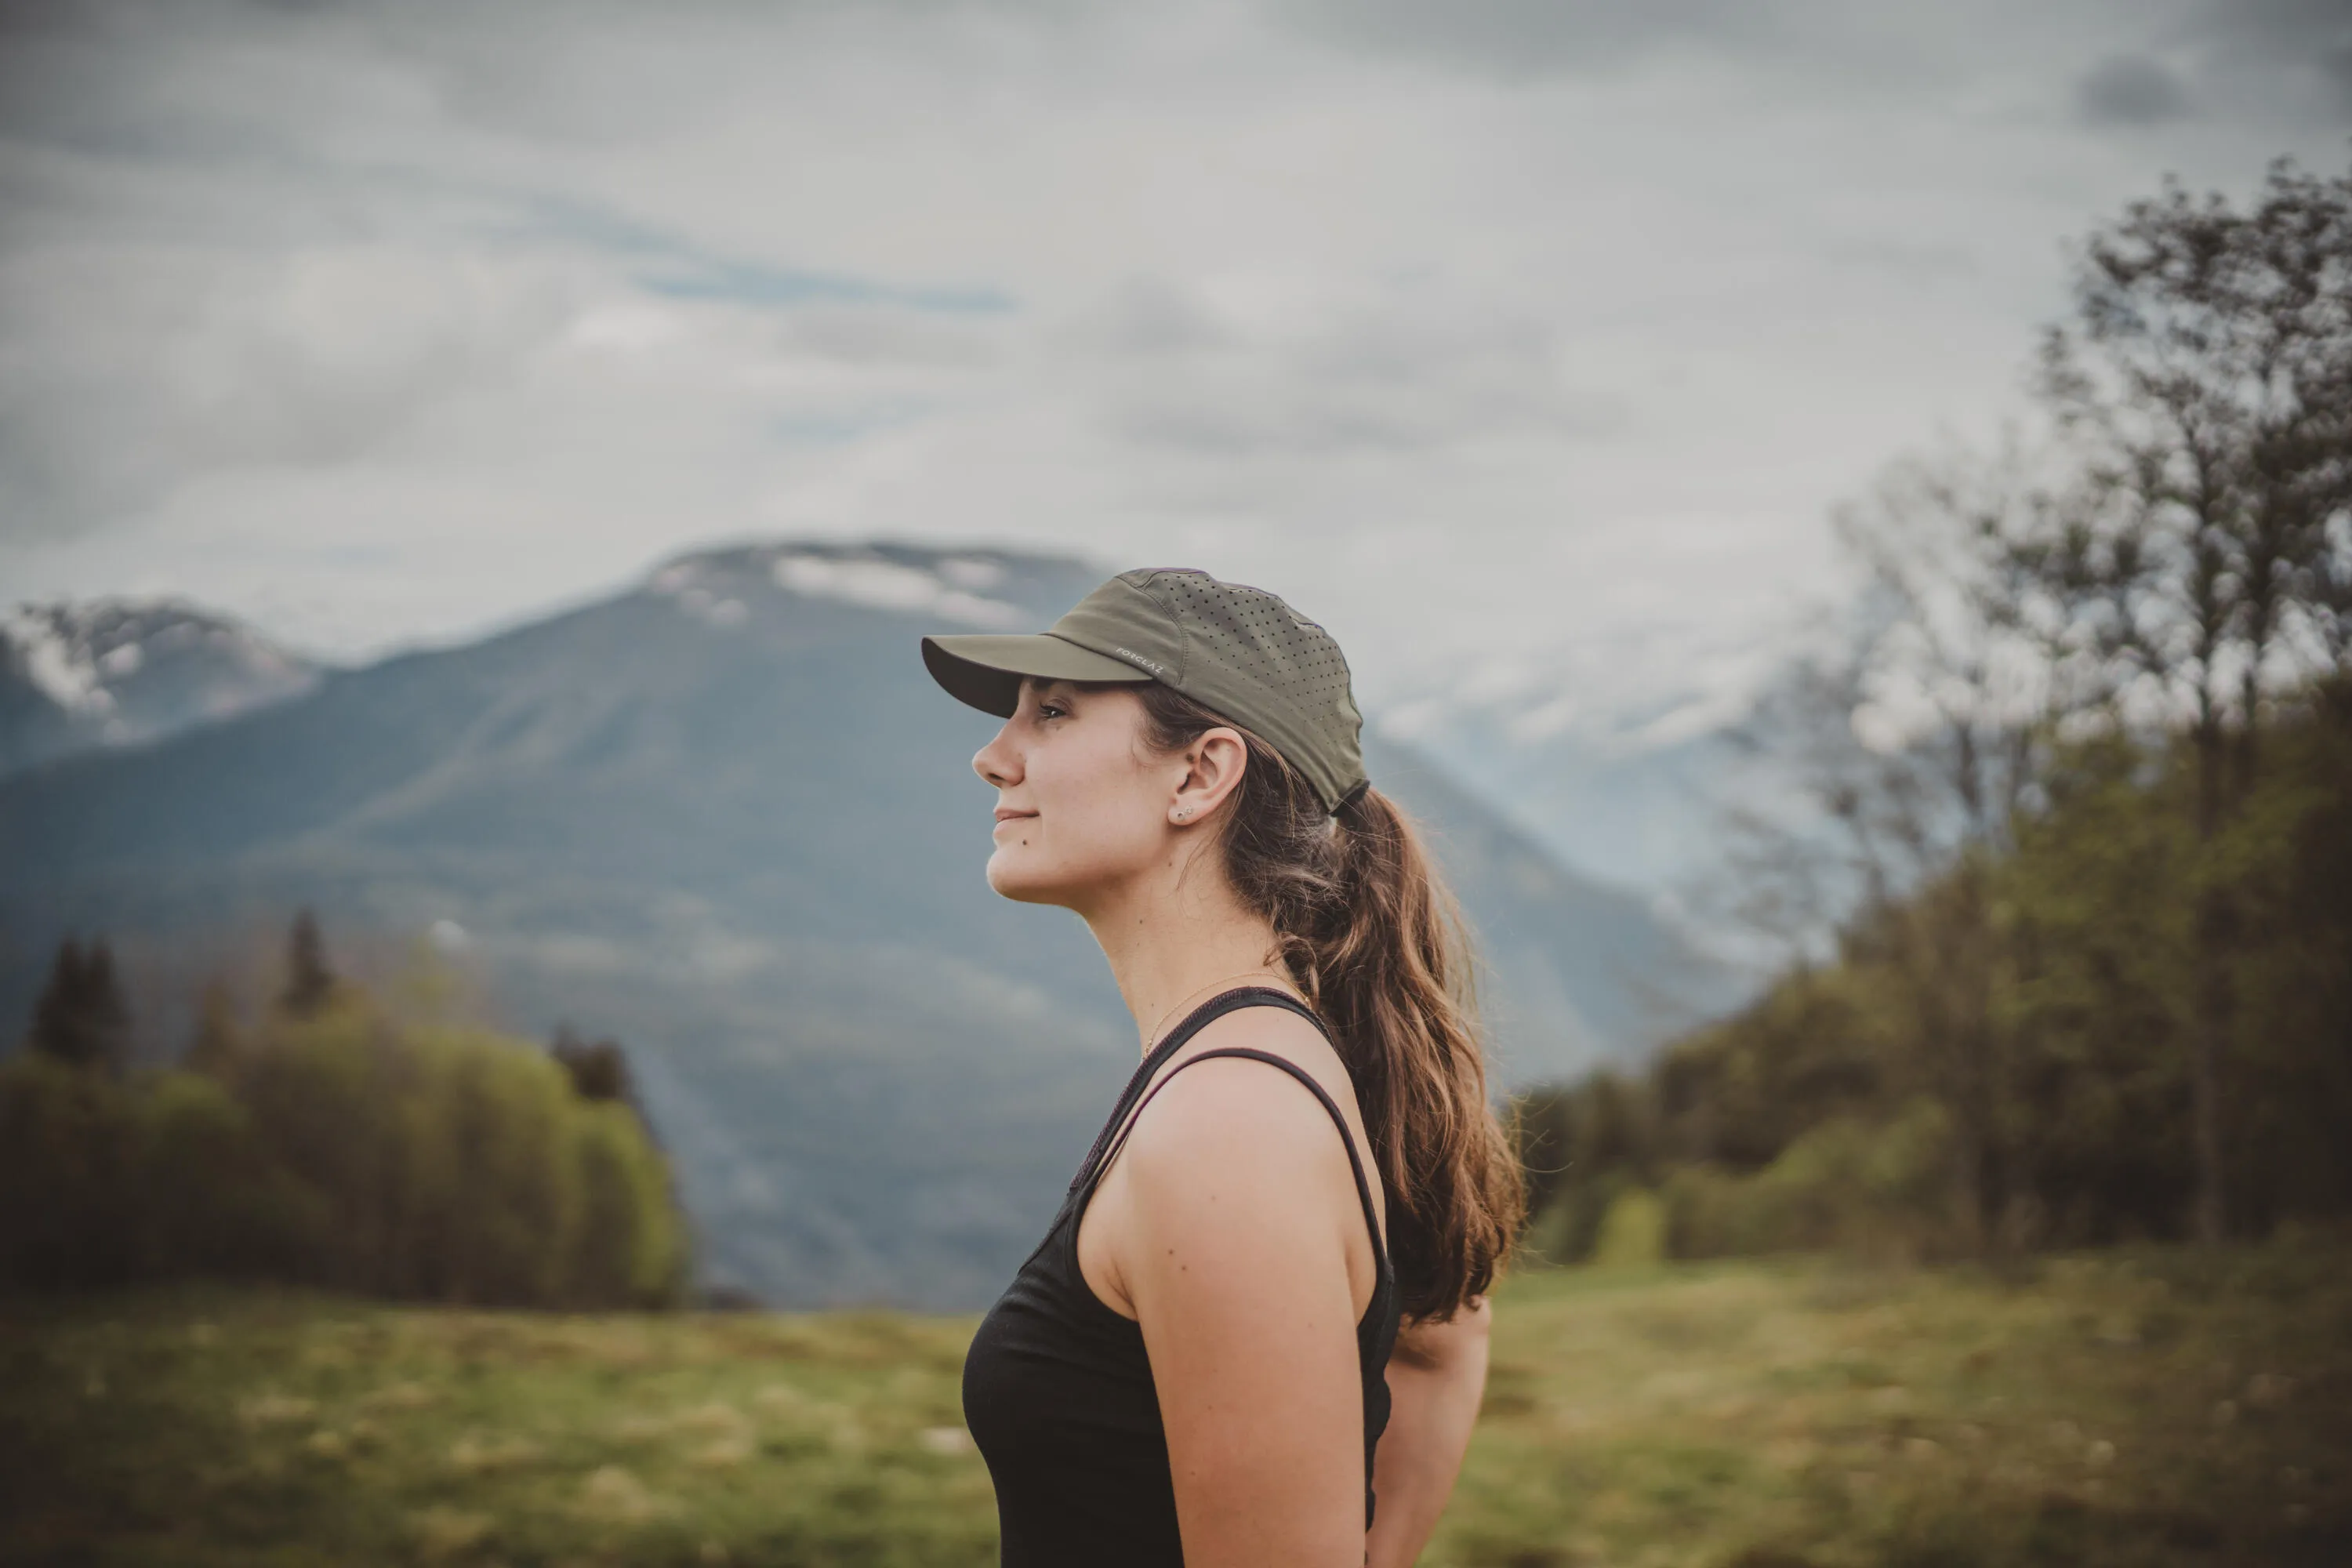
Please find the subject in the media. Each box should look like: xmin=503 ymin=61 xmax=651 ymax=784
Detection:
xmin=1077 ymin=841 xmax=1294 ymax=1054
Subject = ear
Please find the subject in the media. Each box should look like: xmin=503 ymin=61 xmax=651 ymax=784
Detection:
xmin=1169 ymin=728 xmax=1248 ymax=828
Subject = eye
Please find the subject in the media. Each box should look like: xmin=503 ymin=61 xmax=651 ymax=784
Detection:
xmin=1035 ymin=700 xmax=1070 ymax=721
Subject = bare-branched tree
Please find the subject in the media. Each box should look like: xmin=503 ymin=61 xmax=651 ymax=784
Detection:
xmin=2029 ymin=157 xmax=2352 ymax=1242
xmin=1730 ymin=441 xmax=2063 ymax=1247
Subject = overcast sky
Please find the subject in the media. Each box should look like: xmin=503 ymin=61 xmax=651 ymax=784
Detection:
xmin=2 ymin=0 xmax=2347 ymax=713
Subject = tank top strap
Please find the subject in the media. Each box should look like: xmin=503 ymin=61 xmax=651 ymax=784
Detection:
xmin=1069 ymin=986 xmax=1320 ymax=1193
xmin=1077 ymin=1025 xmax=1390 ymax=1273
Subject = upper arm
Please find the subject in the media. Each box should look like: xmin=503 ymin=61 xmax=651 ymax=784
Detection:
xmin=1117 ymin=1056 xmax=1375 ymax=1568
xmin=1364 ymin=1296 xmax=1492 ymax=1568
xmin=1392 ymin=1292 xmax=1492 ymax=1373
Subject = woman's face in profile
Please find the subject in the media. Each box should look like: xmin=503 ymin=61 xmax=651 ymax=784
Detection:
xmin=971 ymin=679 xmax=1177 ymax=909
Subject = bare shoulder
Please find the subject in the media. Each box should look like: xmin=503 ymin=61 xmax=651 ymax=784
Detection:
xmin=1116 ymin=1003 xmax=1384 ymax=1243
xmin=1125 ymin=1004 xmax=1361 ymax=1165
xmin=1081 ymin=1002 xmax=1391 ymax=1327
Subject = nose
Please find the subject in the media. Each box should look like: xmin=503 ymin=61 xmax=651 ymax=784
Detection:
xmin=973 ymin=720 xmax=1020 ymax=789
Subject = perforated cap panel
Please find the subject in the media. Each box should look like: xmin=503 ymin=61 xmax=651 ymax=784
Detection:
xmin=1046 ymin=568 xmax=1368 ymax=812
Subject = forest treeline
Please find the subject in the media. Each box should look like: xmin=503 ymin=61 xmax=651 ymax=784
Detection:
xmin=1512 ymin=157 xmax=2352 ymax=1266
xmin=0 ymin=912 xmax=689 ymax=1308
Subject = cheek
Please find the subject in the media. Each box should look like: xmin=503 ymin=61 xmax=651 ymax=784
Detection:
xmin=1056 ymin=795 xmax=1164 ymax=869
xmin=989 ymin=744 xmax=1163 ymax=884
xmin=998 ymin=796 xmax=1154 ymax=871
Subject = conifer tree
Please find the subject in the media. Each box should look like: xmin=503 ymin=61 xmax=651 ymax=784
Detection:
xmin=26 ymin=938 xmax=85 ymax=1058
xmin=183 ymin=980 xmax=245 ymax=1079
xmin=84 ymin=942 xmax=129 ymax=1068
xmin=549 ymin=1023 xmax=665 ymax=1159
xmin=25 ymin=935 xmax=130 ymax=1073
xmin=550 ymin=1023 xmax=636 ymax=1106
xmin=279 ymin=908 xmax=336 ymax=1017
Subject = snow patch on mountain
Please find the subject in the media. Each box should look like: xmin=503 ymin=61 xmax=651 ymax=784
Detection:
xmin=1 ymin=600 xmax=322 ymax=775
xmin=771 ymin=553 xmax=1026 ymax=629
xmin=936 ymin=557 xmax=1007 ymax=593
xmin=645 ymin=567 xmax=752 ymax=630
xmin=647 ymin=543 xmax=1032 ymax=630
xmin=3 ymin=605 xmax=118 ymax=717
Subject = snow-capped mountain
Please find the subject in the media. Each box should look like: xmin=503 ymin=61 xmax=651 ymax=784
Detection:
xmin=1 ymin=600 xmax=321 ymax=777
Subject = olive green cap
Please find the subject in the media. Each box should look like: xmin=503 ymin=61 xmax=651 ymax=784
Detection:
xmin=921 ymin=567 xmax=1369 ymax=814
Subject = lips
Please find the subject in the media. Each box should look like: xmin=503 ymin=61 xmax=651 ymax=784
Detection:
xmin=993 ymin=808 xmax=1038 ymax=826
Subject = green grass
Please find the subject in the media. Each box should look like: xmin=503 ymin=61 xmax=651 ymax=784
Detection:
xmin=2 ymin=1240 xmax=2346 ymax=1566
xmin=1442 ymin=1242 xmax=2349 ymax=1567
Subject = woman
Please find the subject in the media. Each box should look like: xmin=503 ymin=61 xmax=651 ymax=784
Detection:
xmin=924 ymin=567 xmax=1525 ymax=1566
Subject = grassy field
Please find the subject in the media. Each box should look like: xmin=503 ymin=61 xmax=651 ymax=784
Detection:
xmin=2 ymin=1241 xmax=2345 ymax=1567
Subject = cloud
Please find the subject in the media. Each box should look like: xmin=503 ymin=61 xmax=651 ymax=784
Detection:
xmin=1272 ymin=0 xmax=2128 ymax=97
xmin=2197 ymin=0 xmax=2352 ymax=121
xmin=1065 ymin=277 xmax=1625 ymax=458
xmin=516 ymin=198 xmax=1017 ymax=314
xmin=1276 ymin=0 xmax=1791 ymax=80
xmin=0 ymin=235 xmax=584 ymax=533
xmin=2075 ymin=55 xmax=2195 ymax=125
xmin=1 ymin=0 xmax=2344 ymax=712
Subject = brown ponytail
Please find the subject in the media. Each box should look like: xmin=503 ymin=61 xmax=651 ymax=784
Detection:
xmin=1134 ymin=682 xmax=1526 ymax=1322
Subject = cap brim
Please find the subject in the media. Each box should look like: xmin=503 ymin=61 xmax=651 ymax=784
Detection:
xmin=920 ymin=633 xmax=1152 ymax=718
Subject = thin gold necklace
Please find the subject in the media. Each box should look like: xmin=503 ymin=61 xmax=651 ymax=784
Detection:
xmin=1144 ymin=967 xmax=1301 ymax=1054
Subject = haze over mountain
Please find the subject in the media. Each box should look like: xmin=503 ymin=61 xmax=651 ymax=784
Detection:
xmin=1370 ymin=608 xmax=1832 ymax=935
xmin=0 ymin=543 xmax=1742 ymax=1307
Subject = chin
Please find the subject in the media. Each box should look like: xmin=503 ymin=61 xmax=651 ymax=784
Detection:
xmin=985 ymin=850 xmax=1073 ymax=907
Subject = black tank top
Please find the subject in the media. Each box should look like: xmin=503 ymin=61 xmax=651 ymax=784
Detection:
xmin=961 ymin=987 xmax=1402 ymax=1565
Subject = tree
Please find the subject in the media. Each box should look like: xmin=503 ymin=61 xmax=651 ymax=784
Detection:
xmin=2031 ymin=157 xmax=2352 ymax=1242
xmin=0 ymin=1055 xmax=141 ymax=1285
xmin=183 ymin=980 xmax=245 ymax=1080
xmin=25 ymin=936 xmax=131 ymax=1074
xmin=1729 ymin=445 xmax=2059 ymax=1248
xmin=279 ymin=908 xmax=336 ymax=1017
xmin=550 ymin=1023 xmax=636 ymax=1105
xmin=550 ymin=1023 xmax=662 ymax=1152
xmin=5 ymin=949 xmax=689 ymax=1306
xmin=2309 ymin=506 xmax=2352 ymax=724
